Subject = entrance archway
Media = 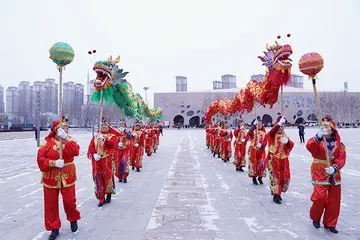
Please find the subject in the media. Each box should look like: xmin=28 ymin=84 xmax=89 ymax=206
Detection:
xmin=262 ymin=114 xmax=273 ymax=126
xmin=173 ymin=115 xmax=184 ymax=126
xmin=189 ymin=116 xmax=200 ymax=127
xmin=295 ymin=117 xmax=305 ymax=125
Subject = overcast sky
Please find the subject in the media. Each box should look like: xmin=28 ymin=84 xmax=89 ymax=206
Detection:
xmin=1 ymin=0 xmax=359 ymax=107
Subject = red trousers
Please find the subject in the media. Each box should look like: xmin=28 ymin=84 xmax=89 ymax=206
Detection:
xmin=131 ymin=145 xmax=143 ymax=168
xmin=310 ymin=184 xmax=341 ymax=228
xmin=268 ymin=156 xmax=290 ymax=196
xmin=220 ymin=141 xmax=232 ymax=160
xmin=234 ymin=144 xmax=246 ymax=168
xmin=248 ymin=147 xmax=266 ymax=178
xmin=43 ymin=186 xmax=81 ymax=231
xmin=92 ymin=158 xmax=114 ymax=201
xmin=115 ymin=150 xmax=130 ymax=180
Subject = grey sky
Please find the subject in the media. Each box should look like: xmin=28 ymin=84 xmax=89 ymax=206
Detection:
xmin=1 ymin=0 xmax=359 ymax=107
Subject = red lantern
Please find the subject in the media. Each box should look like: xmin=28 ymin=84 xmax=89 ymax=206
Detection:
xmin=298 ymin=52 xmax=324 ymax=78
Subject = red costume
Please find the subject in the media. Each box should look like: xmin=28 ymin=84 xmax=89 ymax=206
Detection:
xmin=233 ymin=122 xmax=248 ymax=171
xmin=219 ymin=124 xmax=233 ymax=162
xmin=209 ymin=122 xmax=221 ymax=157
xmin=246 ymin=120 xmax=267 ymax=184
xmin=205 ymin=125 xmax=211 ymax=148
xmin=37 ymin=117 xmax=81 ymax=235
xmin=153 ymin=125 xmax=160 ymax=153
xmin=87 ymin=118 xmax=117 ymax=206
xmin=114 ymin=122 xmax=132 ymax=183
xmin=306 ymin=116 xmax=346 ymax=232
xmin=266 ymin=118 xmax=294 ymax=203
xmin=130 ymin=123 xmax=145 ymax=171
xmin=144 ymin=125 xmax=154 ymax=156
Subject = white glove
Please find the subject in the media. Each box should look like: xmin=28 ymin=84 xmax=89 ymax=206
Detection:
xmin=134 ymin=143 xmax=139 ymax=147
xmin=227 ymin=138 xmax=231 ymax=142
xmin=119 ymin=127 xmax=124 ymax=132
xmin=96 ymin=133 xmax=104 ymax=140
xmin=253 ymin=120 xmax=259 ymax=125
xmin=316 ymin=128 xmax=328 ymax=138
xmin=325 ymin=166 xmax=335 ymax=175
xmin=256 ymin=143 xmax=262 ymax=149
xmin=118 ymin=142 xmax=124 ymax=148
xmin=132 ymin=132 xmax=137 ymax=137
xmin=227 ymin=130 xmax=230 ymax=134
xmin=93 ymin=154 xmax=101 ymax=161
xmin=57 ymin=128 xmax=67 ymax=139
xmin=280 ymin=137 xmax=288 ymax=144
xmin=278 ymin=116 xmax=286 ymax=126
xmin=54 ymin=160 xmax=64 ymax=168
xmin=241 ymin=138 xmax=246 ymax=143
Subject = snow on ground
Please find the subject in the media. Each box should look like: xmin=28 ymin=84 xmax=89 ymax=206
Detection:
xmin=0 ymin=128 xmax=359 ymax=240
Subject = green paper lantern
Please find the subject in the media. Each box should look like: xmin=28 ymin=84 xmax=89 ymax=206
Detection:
xmin=49 ymin=42 xmax=74 ymax=67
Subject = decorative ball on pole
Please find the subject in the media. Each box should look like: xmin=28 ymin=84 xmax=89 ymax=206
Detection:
xmin=298 ymin=52 xmax=324 ymax=79
xmin=49 ymin=42 xmax=75 ymax=69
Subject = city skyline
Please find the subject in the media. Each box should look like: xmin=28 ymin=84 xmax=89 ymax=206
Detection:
xmin=1 ymin=0 xmax=359 ymax=109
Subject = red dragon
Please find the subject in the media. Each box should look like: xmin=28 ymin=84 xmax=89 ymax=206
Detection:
xmin=205 ymin=38 xmax=293 ymax=124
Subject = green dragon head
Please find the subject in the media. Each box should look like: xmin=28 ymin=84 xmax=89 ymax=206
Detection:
xmin=93 ymin=55 xmax=128 ymax=90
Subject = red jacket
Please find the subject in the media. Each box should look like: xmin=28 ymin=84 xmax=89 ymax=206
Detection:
xmin=37 ymin=136 xmax=79 ymax=189
xmin=306 ymin=137 xmax=346 ymax=185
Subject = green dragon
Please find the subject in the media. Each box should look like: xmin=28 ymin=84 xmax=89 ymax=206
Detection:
xmin=91 ymin=55 xmax=163 ymax=122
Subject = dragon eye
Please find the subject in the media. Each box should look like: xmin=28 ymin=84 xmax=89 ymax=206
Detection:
xmin=107 ymin=65 xmax=111 ymax=68
xmin=274 ymin=49 xmax=278 ymax=52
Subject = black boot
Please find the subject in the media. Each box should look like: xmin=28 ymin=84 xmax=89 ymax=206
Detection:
xmin=257 ymin=177 xmax=263 ymax=185
xmin=154 ymin=149 xmax=156 ymax=153
xmin=279 ymin=195 xmax=282 ymax=201
xmin=132 ymin=166 xmax=135 ymax=170
xmin=236 ymin=168 xmax=239 ymax=171
xmin=239 ymin=167 xmax=244 ymax=172
xmin=48 ymin=230 xmax=59 ymax=240
xmin=70 ymin=221 xmax=78 ymax=232
xmin=312 ymin=221 xmax=320 ymax=229
xmin=213 ymin=152 xmax=216 ymax=157
xmin=252 ymin=177 xmax=258 ymax=185
xmin=273 ymin=196 xmax=281 ymax=204
xmin=98 ymin=200 xmax=104 ymax=207
xmin=119 ymin=179 xmax=122 ymax=182
xmin=324 ymin=226 xmax=338 ymax=234
xmin=123 ymin=178 xmax=127 ymax=183
xmin=136 ymin=168 xmax=140 ymax=172
xmin=105 ymin=194 xmax=111 ymax=203
xmin=218 ymin=154 xmax=220 ymax=158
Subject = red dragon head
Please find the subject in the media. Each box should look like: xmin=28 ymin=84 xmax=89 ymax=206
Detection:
xmin=258 ymin=41 xmax=293 ymax=71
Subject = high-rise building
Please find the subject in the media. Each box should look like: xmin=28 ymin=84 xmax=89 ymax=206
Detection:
xmin=288 ymin=74 xmax=304 ymax=89
xmin=176 ymin=76 xmax=187 ymax=92
xmin=212 ymin=80 xmax=222 ymax=90
xmin=344 ymin=82 xmax=348 ymax=92
xmin=89 ymin=79 xmax=95 ymax=97
xmin=250 ymin=74 xmax=265 ymax=82
xmin=6 ymin=87 xmax=19 ymax=115
xmin=44 ymin=78 xmax=58 ymax=113
xmin=0 ymin=85 xmax=4 ymax=113
xmin=31 ymin=81 xmax=46 ymax=118
xmin=221 ymin=74 xmax=237 ymax=89
xmin=18 ymin=81 xmax=32 ymax=122
xmin=63 ymin=81 xmax=84 ymax=122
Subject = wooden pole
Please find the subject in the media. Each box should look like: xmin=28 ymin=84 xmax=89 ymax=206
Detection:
xmin=312 ymin=78 xmax=330 ymax=166
xmin=254 ymin=101 xmax=259 ymax=145
xmin=97 ymin=91 xmax=104 ymax=155
xmin=58 ymin=67 xmax=63 ymax=160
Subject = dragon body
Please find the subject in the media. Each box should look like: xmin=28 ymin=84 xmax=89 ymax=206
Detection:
xmin=91 ymin=55 xmax=163 ymax=122
xmin=205 ymin=40 xmax=292 ymax=123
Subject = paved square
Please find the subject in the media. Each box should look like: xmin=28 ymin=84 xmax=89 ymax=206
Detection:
xmin=0 ymin=128 xmax=359 ymax=240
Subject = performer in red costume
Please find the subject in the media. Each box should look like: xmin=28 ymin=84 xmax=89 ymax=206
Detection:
xmin=306 ymin=116 xmax=346 ymax=234
xmin=114 ymin=121 xmax=132 ymax=183
xmin=219 ymin=122 xmax=233 ymax=162
xmin=130 ymin=121 xmax=145 ymax=171
xmin=153 ymin=124 xmax=160 ymax=153
xmin=233 ymin=121 xmax=248 ymax=172
xmin=246 ymin=117 xmax=267 ymax=185
xmin=88 ymin=117 xmax=117 ymax=207
xmin=266 ymin=116 xmax=294 ymax=204
xmin=210 ymin=122 xmax=221 ymax=158
xmin=205 ymin=125 xmax=211 ymax=149
xmin=144 ymin=124 xmax=155 ymax=156
xmin=37 ymin=117 xmax=81 ymax=240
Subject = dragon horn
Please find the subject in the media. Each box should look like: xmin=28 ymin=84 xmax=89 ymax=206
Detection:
xmin=275 ymin=41 xmax=280 ymax=46
xmin=114 ymin=55 xmax=120 ymax=63
xmin=108 ymin=55 xmax=113 ymax=61
xmin=266 ymin=43 xmax=271 ymax=51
